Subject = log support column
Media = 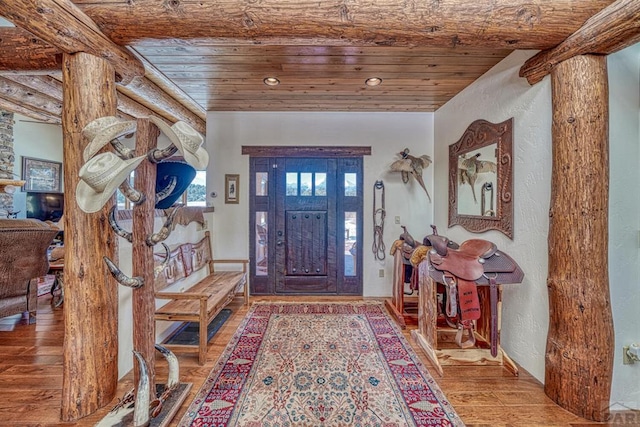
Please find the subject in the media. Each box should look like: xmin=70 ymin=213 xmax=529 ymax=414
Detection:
xmin=546 ymin=54 xmax=614 ymax=422
xmin=131 ymin=119 xmax=158 ymax=394
xmin=60 ymin=52 xmax=119 ymax=421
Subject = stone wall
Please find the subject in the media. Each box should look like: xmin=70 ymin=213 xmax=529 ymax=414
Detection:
xmin=0 ymin=111 xmax=15 ymax=210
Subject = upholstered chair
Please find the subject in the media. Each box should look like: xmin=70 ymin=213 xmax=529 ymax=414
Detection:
xmin=0 ymin=219 xmax=60 ymax=323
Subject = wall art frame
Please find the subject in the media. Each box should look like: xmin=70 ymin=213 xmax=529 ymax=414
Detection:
xmin=22 ymin=156 xmax=62 ymax=193
xmin=225 ymin=174 xmax=239 ymax=204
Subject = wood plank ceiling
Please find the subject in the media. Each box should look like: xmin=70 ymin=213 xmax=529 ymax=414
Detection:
xmin=0 ymin=0 xmax=619 ymax=121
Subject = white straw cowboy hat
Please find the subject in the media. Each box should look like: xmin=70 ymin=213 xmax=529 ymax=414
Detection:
xmin=82 ymin=116 xmax=137 ymax=162
xmin=76 ymin=151 xmax=145 ymax=213
xmin=148 ymin=116 xmax=209 ymax=170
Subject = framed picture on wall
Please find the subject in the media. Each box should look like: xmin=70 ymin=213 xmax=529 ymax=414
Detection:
xmin=225 ymin=174 xmax=239 ymax=204
xmin=22 ymin=156 xmax=62 ymax=192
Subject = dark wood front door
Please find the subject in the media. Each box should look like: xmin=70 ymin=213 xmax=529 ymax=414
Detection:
xmin=249 ymin=154 xmax=363 ymax=295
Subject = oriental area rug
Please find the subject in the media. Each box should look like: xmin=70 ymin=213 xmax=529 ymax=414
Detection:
xmin=179 ymin=302 xmax=464 ymax=427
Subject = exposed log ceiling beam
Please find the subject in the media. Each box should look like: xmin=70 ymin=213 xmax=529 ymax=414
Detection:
xmin=0 ymin=75 xmax=62 ymax=117
xmin=0 ymin=95 xmax=60 ymax=124
xmin=520 ymin=0 xmax=640 ymax=84
xmin=75 ymin=0 xmax=614 ymax=49
xmin=0 ymin=28 xmax=205 ymax=130
xmin=0 ymin=27 xmax=61 ymax=72
xmin=0 ymin=0 xmax=144 ymax=84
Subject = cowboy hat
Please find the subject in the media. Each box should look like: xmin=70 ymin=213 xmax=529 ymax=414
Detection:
xmin=82 ymin=116 xmax=137 ymax=162
xmin=76 ymin=151 xmax=145 ymax=213
xmin=148 ymin=116 xmax=209 ymax=170
xmin=155 ymin=161 xmax=197 ymax=209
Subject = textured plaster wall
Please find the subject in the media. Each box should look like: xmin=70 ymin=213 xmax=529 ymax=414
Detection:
xmin=434 ymin=46 xmax=640 ymax=408
xmin=607 ymin=43 xmax=640 ymax=409
xmin=205 ymin=111 xmax=434 ymax=297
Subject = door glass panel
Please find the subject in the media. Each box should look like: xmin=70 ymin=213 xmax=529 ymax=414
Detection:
xmin=255 ymin=212 xmax=268 ymax=276
xmin=256 ymin=172 xmax=268 ymax=196
xmin=315 ymin=173 xmax=327 ymax=196
xmin=300 ymin=173 xmax=312 ymax=196
xmin=345 ymin=173 xmax=357 ymax=197
xmin=286 ymin=172 xmax=298 ymax=196
xmin=344 ymin=211 xmax=357 ymax=277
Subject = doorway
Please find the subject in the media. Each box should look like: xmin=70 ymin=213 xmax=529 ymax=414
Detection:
xmin=248 ymin=151 xmax=364 ymax=295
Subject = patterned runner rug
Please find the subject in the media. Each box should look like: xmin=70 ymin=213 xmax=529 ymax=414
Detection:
xmin=179 ymin=302 xmax=463 ymax=426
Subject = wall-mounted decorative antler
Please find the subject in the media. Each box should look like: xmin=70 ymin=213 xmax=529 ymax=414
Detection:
xmin=147 ymin=145 xmax=178 ymax=164
xmin=146 ymin=207 xmax=181 ymax=246
xmin=150 ymin=344 xmax=180 ymax=418
xmin=103 ymin=256 xmax=144 ymax=288
xmin=153 ymin=243 xmax=171 ymax=279
xmin=155 ymin=176 xmax=177 ymax=205
xmin=132 ymin=351 xmax=151 ymax=427
xmin=109 ymin=206 xmax=132 ymax=243
xmin=119 ymin=180 xmax=146 ymax=206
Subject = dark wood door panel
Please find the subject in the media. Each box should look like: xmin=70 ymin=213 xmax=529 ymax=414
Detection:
xmin=285 ymin=210 xmax=327 ymax=276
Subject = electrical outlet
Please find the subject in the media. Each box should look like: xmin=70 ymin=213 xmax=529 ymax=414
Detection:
xmin=378 ymin=269 xmax=385 ymax=278
xmin=623 ymin=346 xmax=634 ymax=365
xmin=395 ymin=216 xmax=400 ymax=224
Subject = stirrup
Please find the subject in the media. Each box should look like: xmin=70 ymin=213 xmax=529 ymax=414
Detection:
xmin=455 ymin=320 xmax=476 ymax=349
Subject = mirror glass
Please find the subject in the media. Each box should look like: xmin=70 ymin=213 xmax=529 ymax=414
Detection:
xmin=449 ymin=118 xmax=514 ymax=238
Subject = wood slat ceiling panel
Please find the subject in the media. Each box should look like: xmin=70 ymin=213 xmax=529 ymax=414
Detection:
xmin=132 ymin=44 xmax=510 ymax=111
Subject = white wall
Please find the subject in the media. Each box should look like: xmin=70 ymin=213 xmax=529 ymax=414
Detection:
xmin=434 ymin=45 xmax=640 ymax=408
xmin=608 ymin=43 xmax=640 ymax=409
xmin=205 ymin=112 xmax=434 ymax=297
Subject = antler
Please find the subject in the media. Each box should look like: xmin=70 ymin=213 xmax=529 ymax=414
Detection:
xmin=155 ymin=176 xmax=178 ymax=204
xmin=153 ymin=243 xmax=171 ymax=279
xmin=146 ymin=207 xmax=181 ymax=246
xmin=108 ymin=206 xmax=132 ymax=243
xmin=103 ymin=256 xmax=144 ymax=288
xmin=147 ymin=145 xmax=178 ymax=164
xmin=132 ymin=351 xmax=151 ymax=427
xmin=119 ymin=180 xmax=146 ymax=206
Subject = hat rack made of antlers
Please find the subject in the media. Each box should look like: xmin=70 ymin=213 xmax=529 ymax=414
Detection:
xmin=77 ymin=115 xmax=208 ymax=214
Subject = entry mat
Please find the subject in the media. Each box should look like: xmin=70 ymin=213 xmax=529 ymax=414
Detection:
xmin=164 ymin=309 xmax=232 ymax=346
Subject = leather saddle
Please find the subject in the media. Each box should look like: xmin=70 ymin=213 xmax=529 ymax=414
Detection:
xmin=424 ymin=229 xmax=524 ymax=356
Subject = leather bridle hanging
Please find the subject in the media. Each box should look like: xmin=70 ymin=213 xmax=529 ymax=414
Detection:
xmin=372 ymin=180 xmax=386 ymax=260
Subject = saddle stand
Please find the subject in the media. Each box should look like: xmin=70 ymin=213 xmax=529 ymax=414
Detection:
xmin=411 ymin=230 xmax=524 ymax=376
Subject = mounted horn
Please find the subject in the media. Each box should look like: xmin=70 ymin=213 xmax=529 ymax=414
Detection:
xmin=110 ymin=138 xmax=135 ymax=160
xmin=155 ymin=176 xmax=177 ymax=204
xmin=103 ymin=256 xmax=144 ymax=289
xmin=153 ymin=243 xmax=171 ymax=279
xmin=109 ymin=206 xmax=132 ymax=243
xmin=119 ymin=180 xmax=146 ymax=206
xmin=150 ymin=344 xmax=180 ymax=418
xmin=132 ymin=351 xmax=151 ymax=427
xmin=146 ymin=207 xmax=181 ymax=246
xmin=147 ymin=145 xmax=178 ymax=164
xmin=156 ymin=344 xmax=179 ymax=389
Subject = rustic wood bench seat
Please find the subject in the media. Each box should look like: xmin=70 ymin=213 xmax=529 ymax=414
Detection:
xmin=154 ymin=231 xmax=249 ymax=365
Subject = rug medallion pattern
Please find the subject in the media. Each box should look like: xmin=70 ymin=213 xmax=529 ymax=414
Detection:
xmin=180 ymin=302 xmax=463 ymax=426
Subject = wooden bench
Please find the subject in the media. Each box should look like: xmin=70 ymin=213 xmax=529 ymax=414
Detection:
xmin=153 ymin=231 xmax=249 ymax=365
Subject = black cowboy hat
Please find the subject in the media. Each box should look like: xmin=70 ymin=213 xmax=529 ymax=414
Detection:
xmin=155 ymin=161 xmax=197 ymax=209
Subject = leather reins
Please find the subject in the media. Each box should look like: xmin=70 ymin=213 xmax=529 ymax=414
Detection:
xmin=372 ymin=180 xmax=386 ymax=260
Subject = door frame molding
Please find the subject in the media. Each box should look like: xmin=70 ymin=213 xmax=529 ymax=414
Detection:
xmin=242 ymin=146 xmax=371 ymax=157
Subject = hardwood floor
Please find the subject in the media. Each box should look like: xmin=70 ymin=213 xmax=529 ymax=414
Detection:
xmin=0 ymin=294 xmax=633 ymax=426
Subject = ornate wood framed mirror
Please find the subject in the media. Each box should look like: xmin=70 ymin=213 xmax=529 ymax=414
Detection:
xmin=448 ymin=118 xmax=514 ymax=238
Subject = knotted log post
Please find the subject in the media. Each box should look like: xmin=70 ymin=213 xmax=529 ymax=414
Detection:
xmin=131 ymin=118 xmax=158 ymax=394
xmin=546 ymin=54 xmax=614 ymax=422
xmin=61 ymin=52 xmax=119 ymax=421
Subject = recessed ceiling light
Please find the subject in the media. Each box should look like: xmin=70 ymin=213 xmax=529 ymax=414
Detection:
xmin=263 ymin=77 xmax=280 ymax=86
xmin=365 ymin=77 xmax=383 ymax=86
